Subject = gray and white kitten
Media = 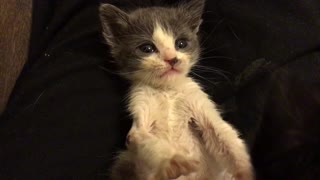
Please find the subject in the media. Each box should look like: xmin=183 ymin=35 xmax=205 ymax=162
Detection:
xmin=100 ymin=0 xmax=254 ymax=179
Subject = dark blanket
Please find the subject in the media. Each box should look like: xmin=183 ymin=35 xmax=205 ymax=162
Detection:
xmin=1 ymin=0 xmax=319 ymax=179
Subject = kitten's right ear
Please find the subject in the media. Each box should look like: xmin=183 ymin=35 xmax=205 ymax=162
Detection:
xmin=99 ymin=4 xmax=129 ymax=47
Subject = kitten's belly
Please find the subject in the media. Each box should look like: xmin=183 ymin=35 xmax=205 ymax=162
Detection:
xmin=169 ymin=122 xmax=225 ymax=180
xmin=154 ymin=91 xmax=195 ymax=144
xmin=171 ymin=123 xmax=221 ymax=179
xmin=164 ymin=97 xmax=222 ymax=179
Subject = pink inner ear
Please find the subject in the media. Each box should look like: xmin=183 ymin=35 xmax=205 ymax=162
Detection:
xmin=163 ymin=48 xmax=177 ymax=61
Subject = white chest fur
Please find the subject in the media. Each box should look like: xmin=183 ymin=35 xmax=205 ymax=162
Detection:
xmin=118 ymin=77 xmax=254 ymax=180
xmin=127 ymin=78 xmax=207 ymax=141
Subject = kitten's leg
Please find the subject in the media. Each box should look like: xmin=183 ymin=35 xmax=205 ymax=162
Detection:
xmin=154 ymin=154 xmax=199 ymax=180
xmin=186 ymin=89 xmax=254 ymax=180
xmin=110 ymin=151 xmax=137 ymax=180
xmin=127 ymin=130 xmax=199 ymax=179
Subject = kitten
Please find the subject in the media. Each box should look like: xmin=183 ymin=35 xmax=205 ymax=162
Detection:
xmin=99 ymin=0 xmax=254 ymax=179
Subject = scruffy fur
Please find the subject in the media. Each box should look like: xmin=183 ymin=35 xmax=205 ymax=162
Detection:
xmin=100 ymin=0 xmax=254 ymax=179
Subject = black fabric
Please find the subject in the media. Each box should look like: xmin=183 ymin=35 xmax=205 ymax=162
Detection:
xmin=1 ymin=0 xmax=319 ymax=179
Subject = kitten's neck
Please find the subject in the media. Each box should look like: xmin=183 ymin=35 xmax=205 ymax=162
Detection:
xmin=131 ymin=76 xmax=191 ymax=90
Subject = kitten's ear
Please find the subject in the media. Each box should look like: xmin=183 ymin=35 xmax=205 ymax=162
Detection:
xmin=180 ymin=0 xmax=205 ymax=33
xmin=99 ymin=4 xmax=129 ymax=47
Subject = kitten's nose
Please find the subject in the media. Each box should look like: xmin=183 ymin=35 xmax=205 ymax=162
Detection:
xmin=165 ymin=58 xmax=179 ymax=67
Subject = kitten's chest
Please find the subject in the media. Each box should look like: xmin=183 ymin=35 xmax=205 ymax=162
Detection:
xmin=130 ymin=82 xmax=201 ymax=136
xmin=152 ymin=89 xmax=182 ymax=115
xmin=152 ymin=89 xmax=192 ymax=131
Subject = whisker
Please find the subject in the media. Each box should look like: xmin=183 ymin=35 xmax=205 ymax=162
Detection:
xmin=190 ymin=71 xmax=218 ymax=86
xmin=200 ymin=18 xmax=225 ymax=47
xmin=192 ymin=67 xmax=231 ymax=76
xmin=227 ymin=24 xmax=241 ymax=41
xmin=118 ymin=70 xmax=145 ymax=75
xmin=192 ymin=65 xmax=232 ymax=83
xmin=200 ymin=44 xmax=229 ymax=56
xmin=98 ymin=65 xmax=148 ymax=77
xmin=98 ymin=65 xmax=117 ymax=74
xmin=193 ymin=64 xmax=231 ymax=72
xmin=198 ymin=56 xmax=234 ymax=61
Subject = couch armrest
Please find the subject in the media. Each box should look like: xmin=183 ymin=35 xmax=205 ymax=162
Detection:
xmin=0 ymin=0 xmax=32 ymax=114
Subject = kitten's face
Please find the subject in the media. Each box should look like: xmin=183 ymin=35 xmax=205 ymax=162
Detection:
xmin=100 ymin=0 xmax=204 ymax=86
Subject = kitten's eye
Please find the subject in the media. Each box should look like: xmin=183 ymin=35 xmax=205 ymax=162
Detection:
xmin=138 ymin=43 xmax=157 ymax=54
xmin=175 ymin=39 xmax=188 ymax=49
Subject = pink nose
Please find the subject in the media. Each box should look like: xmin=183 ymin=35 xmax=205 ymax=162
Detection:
xmin=165 ymin=58 xmax=179 ymax=66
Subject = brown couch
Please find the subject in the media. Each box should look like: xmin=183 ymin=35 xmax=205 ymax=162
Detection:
xmin=0 ymin=0 xmax=32 ymax=114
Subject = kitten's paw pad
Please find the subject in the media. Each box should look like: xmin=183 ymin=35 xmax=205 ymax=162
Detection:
xmin=164 ymin=155 xmax=199 ymax=179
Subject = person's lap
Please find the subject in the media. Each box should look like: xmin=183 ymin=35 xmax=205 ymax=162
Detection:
xmin=0 ymin=0 xmax=130 ymax=178
xmin=0 ymin=53 xmax=127 ymax=178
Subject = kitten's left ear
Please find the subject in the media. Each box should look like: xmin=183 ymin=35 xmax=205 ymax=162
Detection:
xmin=180 ymin=0 xmax=205 ymax=33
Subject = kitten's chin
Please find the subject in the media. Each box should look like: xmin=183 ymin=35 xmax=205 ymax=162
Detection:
xmin=160 ymin=69 xmax=180 ymax=78
xmin=128 ymin=68 xmax=189 ymax=88
xmin=157 ymin=70 xmax=189 ymax=87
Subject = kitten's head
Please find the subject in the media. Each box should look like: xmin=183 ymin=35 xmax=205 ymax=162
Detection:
xmin=100 ymin=0 xmax=204 ymax=87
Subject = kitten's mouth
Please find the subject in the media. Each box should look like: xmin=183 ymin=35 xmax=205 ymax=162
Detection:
xmin=160 ymin=68 xmax=180 ymax=78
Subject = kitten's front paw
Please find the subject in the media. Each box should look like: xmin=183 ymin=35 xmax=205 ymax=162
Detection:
xmin=219 ymin=170 xmax=234 ymax=180
xmin=156 ymin=154 xmax=199 ymax=179
xmin=233 ymin=169 xmax=254 ymax=180
xmin=126 ymin=131 xmax=153 ymax=149
xmin=220 ymin=168 xmax=254 ymax=180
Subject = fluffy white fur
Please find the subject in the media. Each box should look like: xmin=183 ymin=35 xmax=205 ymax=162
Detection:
xmin=110 ymin=23 xmax=254 ymax=180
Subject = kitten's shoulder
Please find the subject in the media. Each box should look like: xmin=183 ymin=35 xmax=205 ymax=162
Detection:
xmin=178 ymin=77 xmax=203 ymax=91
